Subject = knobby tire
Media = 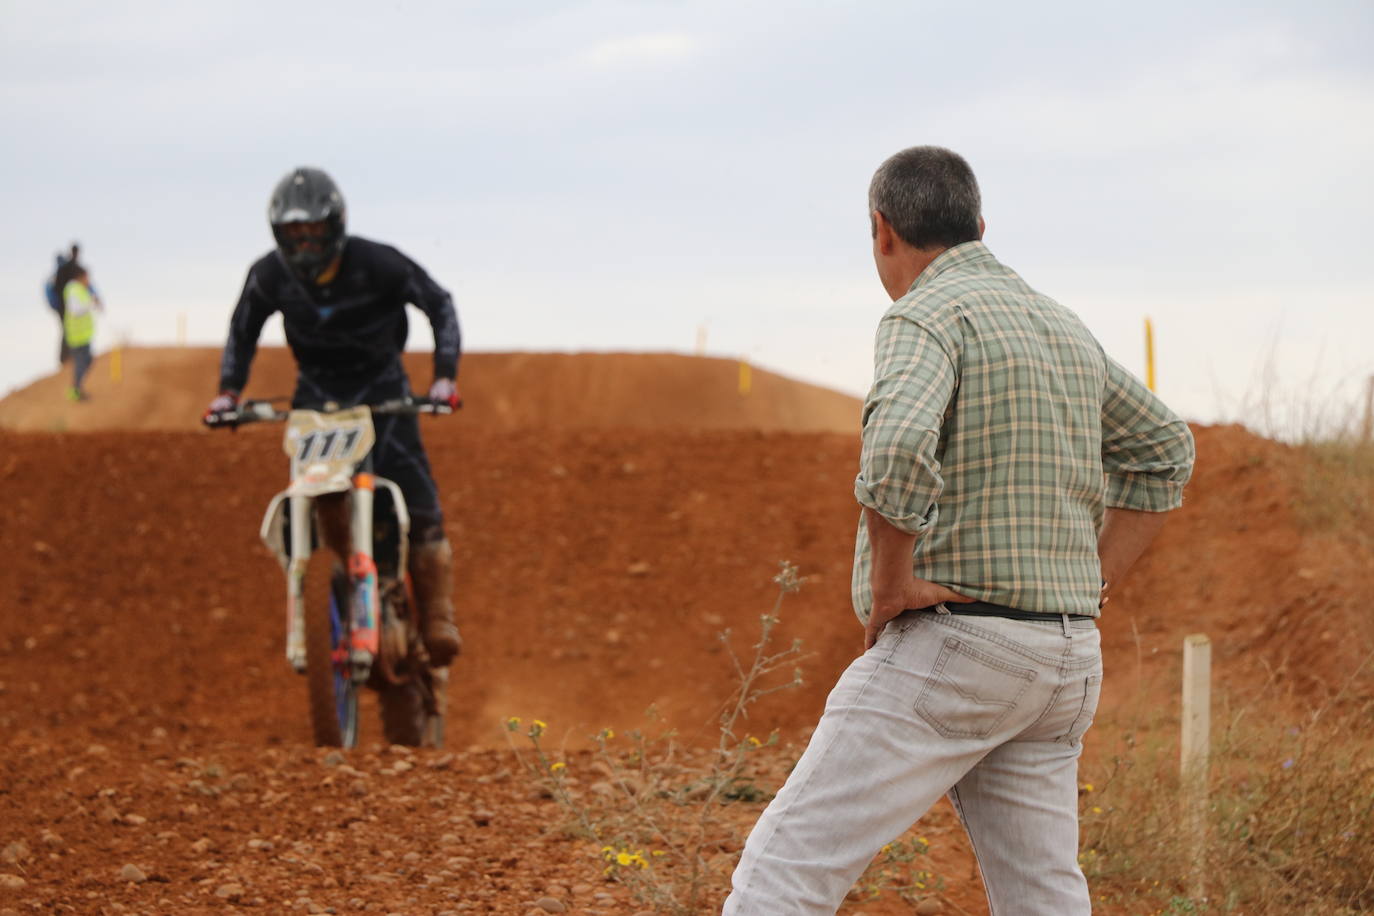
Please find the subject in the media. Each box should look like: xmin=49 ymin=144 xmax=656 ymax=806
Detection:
xmin=304 ymin=551 xmax=357 ymax=747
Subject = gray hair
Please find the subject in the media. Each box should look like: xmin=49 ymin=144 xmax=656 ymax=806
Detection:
xmin=868 ymin=146 xmax=982 ymax=250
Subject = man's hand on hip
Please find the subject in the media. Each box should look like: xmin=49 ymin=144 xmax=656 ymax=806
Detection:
xmin=863 ymin=506 xmax=974 ymax=650
xmin=865 ymin=576 xmax=973 ymax=651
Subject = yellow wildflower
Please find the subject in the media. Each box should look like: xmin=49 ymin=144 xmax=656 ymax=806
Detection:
xmin=1080 ymin=783 xmax=1094 ymax=793
xmin=600 ymin=727 xmax=616 ymax=740
xmin=608 ymin=848 xmax=649 ymax=869
xmin=505 ymin=716 xmax=521 ymax=731
xmin=1091 ymin=806 xmax=1103 ymax=814
xmin=528 ymin=719 xmax=547 ymax=738
xmin=746 ymin=736 xmax=762 ymax=748
xmin=550 ymin=761 xmax=566 ymax=773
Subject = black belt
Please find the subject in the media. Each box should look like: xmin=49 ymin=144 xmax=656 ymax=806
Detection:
xmin=916 ymin=600 xmax=1095 ymax=622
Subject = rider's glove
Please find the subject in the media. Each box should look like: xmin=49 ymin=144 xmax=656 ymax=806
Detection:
xmin=428 ymin=378 xmax=461 ymax=410
xmin=205 ymin=390 xmax=239 ymax=420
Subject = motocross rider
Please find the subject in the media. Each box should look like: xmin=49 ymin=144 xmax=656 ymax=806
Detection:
xmin=206 ymin=166 xmax=463 ymax=667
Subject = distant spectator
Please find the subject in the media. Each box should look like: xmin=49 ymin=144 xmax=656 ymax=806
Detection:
xmin=62 ymin=266 xmax=102 ymax=402
xmin=47 ymin=243 xmax=104 ymax=367
xmin=53 ymin=242 xmax=83 ymax=294
xmin=43 ymin=248 xmax=74 ymax=365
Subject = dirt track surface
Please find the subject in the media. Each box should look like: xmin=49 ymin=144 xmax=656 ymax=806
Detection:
xmin=3 ymin=353 xmax=1372 ymax=915
xmin=0 ymin=349 xmax=861 ymax=436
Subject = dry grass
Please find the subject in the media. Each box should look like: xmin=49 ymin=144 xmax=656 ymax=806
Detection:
xmin=505 ymin=563 xmax=814 ymax=914
xmin=1224 ymin=362 xmax=1374 ymax=538
xmin=1292 ymin=435 xmax=1374 ymax=539
xmin=1080 ymin=659 xmax=1374 ymax=914
xmin=1085 ymin=390 xmax=1374 ymax=912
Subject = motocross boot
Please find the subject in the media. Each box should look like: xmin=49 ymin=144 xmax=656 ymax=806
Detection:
xmin=409 ymin=538 xmax=462 ymax=667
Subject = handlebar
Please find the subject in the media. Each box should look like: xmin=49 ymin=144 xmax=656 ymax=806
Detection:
xmin=204 ymin=396 xmax=455 ymax=429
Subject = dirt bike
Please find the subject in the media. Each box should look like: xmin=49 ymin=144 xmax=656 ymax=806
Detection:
xmin=205 ymin=396 xmax=452 ymax=748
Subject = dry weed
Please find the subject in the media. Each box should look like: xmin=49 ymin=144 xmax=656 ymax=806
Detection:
xmin=1081 ymin=658 xmax=1374 ymax=913
xmin=507 ymin=562 xmax=809 ymax=914
xmin=1292 ymin=436 xmax=1374 ymax=539
xmin=506 ymin=561 xmax=948 ymax=913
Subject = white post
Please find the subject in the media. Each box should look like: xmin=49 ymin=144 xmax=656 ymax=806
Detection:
xmin=1181 ymin=633 xmax=1211 ymax=902
xmin=1181 ymin=634 xmax=1211 ymax=775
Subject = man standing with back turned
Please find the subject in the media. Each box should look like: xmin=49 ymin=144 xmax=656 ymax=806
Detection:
xmin=724 ymin=147 xmax=1195 ymax=914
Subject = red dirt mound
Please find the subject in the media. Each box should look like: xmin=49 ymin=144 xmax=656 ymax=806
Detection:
xmin=0 ymin=348 xmax=862 ymax=435
xmin=2 ymin=350 xmax=1372 ymax=915
xmin=3 ymin=422 xmax=1368 ymax=754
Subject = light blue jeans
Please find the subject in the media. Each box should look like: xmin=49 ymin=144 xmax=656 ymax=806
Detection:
xmin=724 ymin=610 xmax=1102 ymax=915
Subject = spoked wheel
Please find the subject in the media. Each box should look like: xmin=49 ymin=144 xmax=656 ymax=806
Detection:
xmin=304 ymin=552 xmax=359 ymax=748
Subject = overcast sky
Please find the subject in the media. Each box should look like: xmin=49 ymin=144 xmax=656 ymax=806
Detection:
xmin=3 ymin=0 xmax=1371 ymax=435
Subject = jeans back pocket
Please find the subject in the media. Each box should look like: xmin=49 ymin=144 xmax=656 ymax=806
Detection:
xmin=915 ymin=636 xmax=1037 ymax=739
xmin=1056 ymin=673 xmax=1103 ymax=745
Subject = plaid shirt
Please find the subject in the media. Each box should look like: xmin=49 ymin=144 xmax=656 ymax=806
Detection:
xmin=851 ymin=241 xmax=1195 ymax=622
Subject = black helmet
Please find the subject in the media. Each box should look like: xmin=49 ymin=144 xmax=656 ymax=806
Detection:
xmin=268 ymin=167 xmax=346 ymax=282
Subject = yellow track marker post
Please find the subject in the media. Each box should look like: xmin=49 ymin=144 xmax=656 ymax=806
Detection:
xmin=110 ymin=345 xmax=123 ymax=383
xmin=738 ymin=358 xmax=752 ymax=396
xmin=1144 ymin=317 xmax=1157 ymax=392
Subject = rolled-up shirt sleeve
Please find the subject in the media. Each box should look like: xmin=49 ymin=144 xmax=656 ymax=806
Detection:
xmin=854 ymin=315 xmax=958 ymax=535
xmin=1101 ymin=354 xmax=1196 ymax=511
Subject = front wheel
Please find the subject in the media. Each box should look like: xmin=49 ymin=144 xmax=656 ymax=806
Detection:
xmin=304 ymin=553 xmax=359 ymax=748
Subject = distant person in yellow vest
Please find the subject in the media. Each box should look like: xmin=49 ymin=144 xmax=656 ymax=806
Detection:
xmin=62 ymin=267 xmax=102 ymax=402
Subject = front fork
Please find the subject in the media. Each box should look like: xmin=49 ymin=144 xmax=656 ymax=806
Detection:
xmin=284 ymin=493 xmax=312 ymax=672
xmin=284 ymin=476 xmax=380 ymax=680
xmin=346 ymin=474 xmax=380 ymax=672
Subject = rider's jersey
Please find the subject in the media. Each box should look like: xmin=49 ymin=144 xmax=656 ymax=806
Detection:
xmin=218 ymin=236 xmax=461 ymax=404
